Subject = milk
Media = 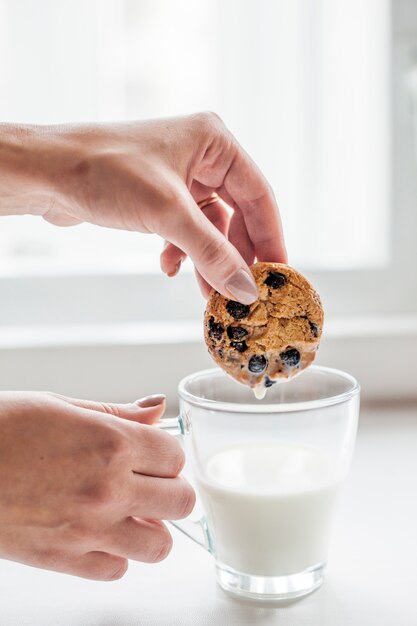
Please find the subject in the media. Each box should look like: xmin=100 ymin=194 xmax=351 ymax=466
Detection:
xmin=253 ymin=385 xmax=267 ymax=400
xmin=196 ymin=442 xmax=340 ymax=576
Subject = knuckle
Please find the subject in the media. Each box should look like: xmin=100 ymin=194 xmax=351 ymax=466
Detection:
xmin=97 ymin=429 xmax=129 ymax=467
xmin=79 ymin=475 xmax=118 ymax=508
xmin=192 ymin=111 xmax=225 ymax=136
xmin=200 ymin=110 xmax=224 ymax=127
xmin=149 ymin=530 xmax=173 ymax=563
xmin=199 ymin=236 xmax=230 ymax=267
xmin=244 ymin=189 xmax=274 ymax=213
xmin=172 ymin=442 xmax=186 ymax=476
xmin=144 ymin=427 xmax=185 ymax=476
xmin=98 ymin=402 xmax=123 ymax=418
xmin=76 ymin=432 xmax=127 ymax=507
xmin=104 ymin=560 xmax=129 ymax=582
xmin=178 ymin=483 xmax=196 ymax=518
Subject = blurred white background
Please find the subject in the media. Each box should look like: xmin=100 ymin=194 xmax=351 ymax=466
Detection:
xmin=0 ymin=0 xmax=389 ymax=271
xmin=0 ymin=0 xmax=416 ymax=404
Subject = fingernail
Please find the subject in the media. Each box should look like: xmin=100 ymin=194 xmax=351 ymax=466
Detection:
xmin=136 ymin=394 xmax=166 ymax=408
xmin=167 ymin=261 xmax=181 ymax=277
xmin=225 ymin=269 xmax=259 ymax=305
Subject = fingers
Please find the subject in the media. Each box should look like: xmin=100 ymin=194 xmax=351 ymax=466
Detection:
xmin=103 ymin=517 xmax=173 ymax=564
xmin=192 ymin=197 xmax=232 ymax=299
xmin=221 ymin=148 xmax=288 ymax=263
xmin=227 ymin=207 xmax=256 ymax=267
xmin=61 ymin=551 xmax=128 ymax=581
xmin=160 ymin=196 xmax=231 ymax=288
xmin=128 ymin=474 xmax=196 ymax=520
xmin=160 ymin=240 xmax=187 ymax=277
xmin=160 ymin=191 xmax=259 ymax=305
xmin=201 ymin=195 xmax=231 ymax=234
xmin=34 ymin=521 xmax=172 ymax=580
xmin=49 ymin=392 xmax=166 ymax=425
xmin=130 ymin=423 xmax=185 ymax=478
xmin=194 ymin=267 xmax=212 ymax=299
xmin=191 ymin=112 xmax=287 ymax=264
xmin=49 ymin=392 xmax=184 ymax=478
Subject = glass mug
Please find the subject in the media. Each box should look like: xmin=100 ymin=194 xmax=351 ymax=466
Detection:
xmin=160 ymin=365 xmax=360 ymax=601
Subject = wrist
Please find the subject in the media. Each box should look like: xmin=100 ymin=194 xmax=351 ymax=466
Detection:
xmin=0 ymin=124 xmax=70 ymax=217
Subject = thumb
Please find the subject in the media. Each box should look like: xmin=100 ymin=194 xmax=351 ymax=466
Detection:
xmin=163 ymin=193 xmax=259 ymax=305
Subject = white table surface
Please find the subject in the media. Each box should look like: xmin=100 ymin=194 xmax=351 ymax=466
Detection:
xmin=1 ymin=406 xmax=416 ymax=626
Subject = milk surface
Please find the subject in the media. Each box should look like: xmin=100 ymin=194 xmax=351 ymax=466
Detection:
xmin=197 ymin=442 xmax=340 ymax=576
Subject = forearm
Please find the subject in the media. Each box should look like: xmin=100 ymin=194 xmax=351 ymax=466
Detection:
xmin=0 ymin=124 xmax=62 ymax=217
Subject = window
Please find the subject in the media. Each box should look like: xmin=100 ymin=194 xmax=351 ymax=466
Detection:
xmin=0 ymin=0 xmax=416 ymax=403
xmin=0 ymin=0 xmax=390 ymax=274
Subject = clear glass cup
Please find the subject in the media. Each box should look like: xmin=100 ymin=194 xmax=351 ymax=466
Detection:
xmin=163 ymin=365 xmax=360 ymax=602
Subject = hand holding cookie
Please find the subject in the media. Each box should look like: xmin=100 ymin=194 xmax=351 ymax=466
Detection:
xmin=204 ymin=263 xmax=324 ymax=394
xmin=1 ymin=114 xmax=285 ymax=303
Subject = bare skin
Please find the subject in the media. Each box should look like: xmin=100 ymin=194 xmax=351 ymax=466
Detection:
xmin=0 ymin=392 xmax=194 ymax=580
xmin=0 ymin=113 xmax=287 ymax=301
xmin=0 ymin=112 xmax=286 ymax=580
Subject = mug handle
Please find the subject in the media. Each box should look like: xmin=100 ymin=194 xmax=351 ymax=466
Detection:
xmin=156 ymin=416 xmax=213 ymax=553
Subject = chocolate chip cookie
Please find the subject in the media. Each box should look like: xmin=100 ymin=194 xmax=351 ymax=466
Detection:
xmin=204 ymin=263 xmax=324 ymax=391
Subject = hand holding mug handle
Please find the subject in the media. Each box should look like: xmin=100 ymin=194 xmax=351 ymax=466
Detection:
xmin=156 ymin=415 xmax=212 ymax=552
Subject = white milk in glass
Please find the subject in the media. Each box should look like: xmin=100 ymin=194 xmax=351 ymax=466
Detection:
xmin=196 ymin=442 xmax=341 ymax=576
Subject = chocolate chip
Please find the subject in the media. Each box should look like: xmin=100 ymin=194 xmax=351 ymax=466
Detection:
xmin=280 ymin=348 xmax=301 ymax=367
xmin=227 ymin=326 xmax=248 ymax=340
xmin=264 ymin=376 xmax=276 ymax=388
xmin=264 ymin=272 xmax=286 ymax=289
xmin=248 ymin=355 xmax=267 ymax=373
xmin=226 ymin=301 xmax=250 ymax=320
xmin=208 ymin=316 xmax=224 ymax=341
xmin=230 ymin=340 xmax=248 ymax=353
xmin=309 ymin=321 xmax=319 ymax=337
